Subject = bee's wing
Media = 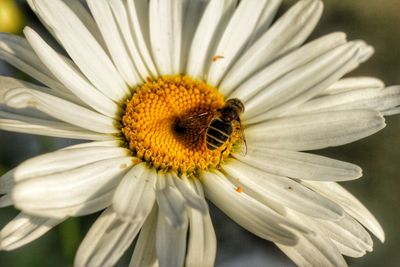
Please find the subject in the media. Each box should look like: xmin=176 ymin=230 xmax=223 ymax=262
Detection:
xmin=233 ymin=119 xmax=247 ymax=156
xmin=178 ymin=111 xmax=214 ymax=129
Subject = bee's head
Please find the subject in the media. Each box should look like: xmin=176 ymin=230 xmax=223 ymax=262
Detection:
xmin=220 ymin=98 xmax=245 ymax=122
xmin=226 ymin=98 xmax=245 ymax=113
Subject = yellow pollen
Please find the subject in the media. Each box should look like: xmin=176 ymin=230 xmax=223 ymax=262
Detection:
xmin=121 ymin=75 xmax=239 ymax=173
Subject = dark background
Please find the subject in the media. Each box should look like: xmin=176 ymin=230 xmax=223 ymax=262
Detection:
xmin=0 ymin=0 xmax=399 ymax=266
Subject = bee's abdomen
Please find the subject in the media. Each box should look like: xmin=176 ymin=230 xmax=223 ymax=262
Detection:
xmin=206 ymin=118 xmax=232 ymax=150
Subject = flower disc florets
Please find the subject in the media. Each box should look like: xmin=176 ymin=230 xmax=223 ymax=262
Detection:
xmin=121 ymin=76 xmax=239 ymax=173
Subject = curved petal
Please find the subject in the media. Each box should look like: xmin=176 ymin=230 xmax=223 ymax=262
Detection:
xmin=201 ymin=169 xmax=311 ymax=246
xmin=244 ymin=41 xmax=372 ymax=122
xmin=29 ymin=0 xmax=129 ymax=101
xmin=0 ymin=213 xmax=64 ymax=251
xmin=186 ymin=0 xmax=238 ymax=79
xmin=235 ymin=147 xmax=362 ymax=181
xmin=220 ymin=0 xmax=323 ymax=93
xmin=227 ymin=32 xmax=346 ymax=101
xmin=222 ymin=159 xmax=344 ymax=220
xmin=149 ymin=0 xmax=183 ymax=75
xmin=0 ymin=111 xmax=109 ymax=140
xmin=24 ymin=27 xmax=120 ymax=117
xmin=185 ymin=180 xmax=216 ymax=267
xmin=244 ymin=0 xmax=281 ymax=47
xmin=155 ymin=172 xmax=188 ymax=229
xmin=108 ymin=0 xmax=152 ymax=80
xmin=0 ymin=76 xmax=89 ymax=111
xmin=302 ymin=181 xmax=385 ymax=242
xmin=113 ymin=163 xmax=156 ymax=222
xmin=277 ymin=212 xmax=348 ymax=267
xmin=156 ymin=207 xmax=188 ymax=267
xmin=0 ymin=169 xmax=15 ymax=194
xmin=317 ymin=213 xmax=373 ymax=257
xmin=322 ymin=77 xmax=384 ymax=95
xmin=180 ymin=0 xmax=209 ymax=73
xmin=3 ymin=87 xmax=118 ymax=134
xmin=246 ymin=110 xmax=385 ymax=151
xmin=86 ymin=0 xmax=141 ymax=86
xmin=0 ymin=195 xmax=12 ymax=208
xmin=0 ymin=33 xmax=69 ymax=93
xmin=207 ymin=0 xmax=274 ymax=86
xmin=74 ymin=208 xmax=142 ymax=267
xmin=291 ymin=86 xmax=400 ymax=116
xmin=129 ymin=204 xmax=158 ymax=267
xmin=126 ymin=0 xmax=158 ymax=77
xmin=170 ymin=173 xmax=208 ymax=214
xmin=15 ymin=145 xmax=131 ymax=181
xmin=12 ymin=157 xmax=133 ymax=218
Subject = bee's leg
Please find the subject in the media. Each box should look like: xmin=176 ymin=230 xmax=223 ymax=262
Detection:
xmin=217 ymin=146 xmax=228 ymax=169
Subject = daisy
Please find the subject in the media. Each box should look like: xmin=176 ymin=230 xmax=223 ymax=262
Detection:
xmin=0 ymin=0 xmax=399 ymax=266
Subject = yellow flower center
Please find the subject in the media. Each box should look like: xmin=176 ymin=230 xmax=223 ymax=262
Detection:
xmin=121 ymin=76 xmax=239 ymax=173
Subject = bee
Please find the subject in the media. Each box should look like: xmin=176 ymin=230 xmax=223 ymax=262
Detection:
xmin=178 ymin=98 xmax=247 ymax=155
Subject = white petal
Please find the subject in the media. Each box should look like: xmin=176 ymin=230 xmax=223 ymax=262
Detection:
xmin=15 ymin=146 xmax=131 ymax=181
xmin=244 ymin=0 xmax=281 ymax=46
xmin=222 ymin=159 xmax=344 ymax=220
xmin=113 ymin=163 xmax=156 ymax=222
xmin=277 ymin=212 xmax=348 ymax=267
xmin=29 ymin=0 xmax=129 ymax=102
xmin=207 ymin=0 xmax=274 ymax=86
xmin=302 ymin=181 xmax=385 ymax=242
xmin=180 ymin=0 xmax=209 ymax=73
xmin=24 ymin=27 xmax=120 ymax=117
xmin=246 ymin=110 xmax=385 ymax=151
xmin=86 ymin=0 xmax=140 ymax=86
xmin=62 ymin=0 xmax=107 ymax=49
xmin=0 ymin=110 xmax=109 ymax=140
xmin=185 ymin=210 xmax=216 ymax=267
xmin=170 ymin=173 xmax=208 ymax=213
xmin=3 ymin=87 xmax=118 ymax=134
xmin=126 ymin=0 xmax=158 ymax=77
xmin=0 ymin=213 xmax=63 ymax=251
xmin=0 ymin=33 xmax=68 ymax=93
xmin=185 ymin=180 xmax=216 ymax=267
xmin=186 ymin=0 xmax=238 ymax=79
xmin=61 ymin=140 xmax=123 ymax=150
xmin=156 ymin=172 xmax=188 ymax=229
xmin=0 ymin=169 xmax=15 ymax=194
xmin=318 ymin=213 xmax=373 ymax=257
xmin=220 ymin=0 xmax=323 ymax=92
xmin=322 ymin=77 xmax=384 ymax=95
xmin=75 ymin=208 xmax=142 ymax=267
xmin=149 ymin=0 xmax=183 ymax=75
xmin=0 ymin=194 xmax=12 ymax=207
xmin=227 ymin=32 xmax=346 ymax=100
xmin=12 ymin=157 xmax=133 ymax=218
xmin=201 ymin=170 xmax=310 ymax=246
xmin=0 ymin=75 xmax=89 ymax=110
xmin=253 ymin=43 xmax=375 ymax=122
xmin=382 ymin=106 xmax=400 ymax=116
xmin=108 ymin=0 xmax=152 ymax=80
xmin=244 ymin=41 xmax=371 ymax=122
xmin=235 ymin=147 xmax=362 ymax=181
xmin=156 ymin=207 xmax=188 ymax=267
xmin=292 ymin=86 xmax=400 ymax=115
xmin=129 ymin=204 xmax=159 ymax=267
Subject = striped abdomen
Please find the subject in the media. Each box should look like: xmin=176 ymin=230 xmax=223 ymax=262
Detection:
xmin=206 ymin=118 xmax=233 ymax=150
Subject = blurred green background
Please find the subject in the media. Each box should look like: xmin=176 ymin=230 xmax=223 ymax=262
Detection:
xmin=0 ymin=0 xmax=399 ymax=266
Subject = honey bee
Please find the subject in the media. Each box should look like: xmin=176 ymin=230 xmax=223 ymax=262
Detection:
xmin=178 ymin=98 xmax=247 ymax=155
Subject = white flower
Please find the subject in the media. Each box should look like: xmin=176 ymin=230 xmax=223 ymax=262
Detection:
xmin=0 ymin=0 xmax=398 ymax=266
